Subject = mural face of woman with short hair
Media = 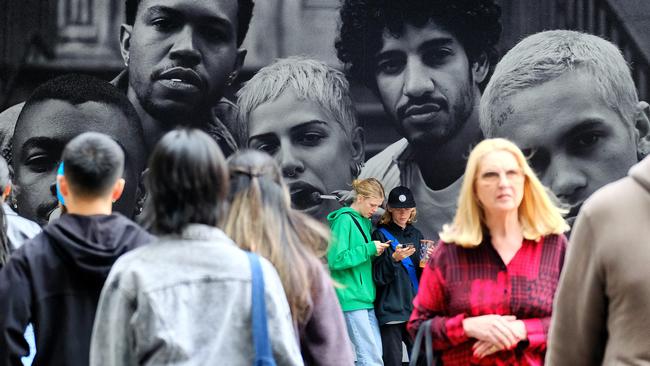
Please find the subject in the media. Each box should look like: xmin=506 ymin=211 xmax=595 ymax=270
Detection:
xmin=237 ymin=57 xmax=365 ymax=222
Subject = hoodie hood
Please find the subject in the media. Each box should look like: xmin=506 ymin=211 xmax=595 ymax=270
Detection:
xmin=44 ymin=213 xmax=153 ymax=282
xmin=327 ymin=206 xmax=363 ymax=224
xmin=629 ymin=155 xmax=650 ymax=193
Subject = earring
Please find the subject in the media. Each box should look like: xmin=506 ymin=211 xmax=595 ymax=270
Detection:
xmin=134 ymin=191 xmax=146 ymax=216
xmin=124 ymin=55 xmax=129 ymax=67
xmin=350 ymin=160 xmax=364 ymax=177
xmin=226 ymin=72 xmax=236 ymax=86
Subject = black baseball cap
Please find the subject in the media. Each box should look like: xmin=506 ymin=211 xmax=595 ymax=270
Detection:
xmin=387 ymin=186 xmax=416 ymax=208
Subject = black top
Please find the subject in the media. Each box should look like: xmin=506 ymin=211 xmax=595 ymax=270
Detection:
xmin=371 ymin=221 xmax=424 ymax=325
xmin=0 ymin=213 xmax=153 ymax=366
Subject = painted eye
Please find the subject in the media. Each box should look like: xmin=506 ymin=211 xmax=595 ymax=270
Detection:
xmin=25 ymin=154 xmax=55 ymax=173
xmin=377 ymin=58 xmax=404 ymax=75
xmin=422 ymin=49 xmax=453 ymax=66
xmin=151 ymin=17 xmax=177 ymax=31
xmin=297 ymin=133 xmax=325 ymax=146
xmin=575 ymin=133 xmax=601 ymax=147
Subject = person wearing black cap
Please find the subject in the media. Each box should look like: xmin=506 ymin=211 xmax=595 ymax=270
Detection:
xmin=371 ymin=186 xmax=428 ymax=366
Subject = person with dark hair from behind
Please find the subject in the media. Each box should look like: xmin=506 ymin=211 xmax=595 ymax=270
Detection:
xmin=0 ymin=0 xmax=255 ymax=156
xmin=0 ymin=132 xmax=153 ymax=366
xmin=335 ymin=0 xmax=502 ymax=240
xmin=90 ymin=129 xmax=302 ymax=365
xmin=224 ymin=149 xmax=354 ymax=365
xmin=0 ymin=157 xmax=40 ymax=365
xmin=10 ymin=73 xmax=148 ymax=227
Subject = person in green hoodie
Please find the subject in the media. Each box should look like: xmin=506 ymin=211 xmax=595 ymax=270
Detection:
xmin=328 ymin=177 xmax=390 ymax=366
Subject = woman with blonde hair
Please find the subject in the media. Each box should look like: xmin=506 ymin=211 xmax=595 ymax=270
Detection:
xmin=224 ymin=149 xmax=353 ymax=366
xmin=327 ymin=177 xmax=390 ymax=365
xmin=407 ymin=138 xmax=569 ymax=365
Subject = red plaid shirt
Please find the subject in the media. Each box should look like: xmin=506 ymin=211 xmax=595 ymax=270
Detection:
xmin=407 ymin=234 xmax=567 ymax=365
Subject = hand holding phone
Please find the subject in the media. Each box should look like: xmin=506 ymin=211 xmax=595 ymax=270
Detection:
xmin=393 ymin=242 xmax=416 ymax=261
xmin=374 ymin=240 xmax=391 ymax=255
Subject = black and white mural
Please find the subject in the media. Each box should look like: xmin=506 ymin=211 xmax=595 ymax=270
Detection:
xmin=1 ymin=0 xmax=649 ymax=239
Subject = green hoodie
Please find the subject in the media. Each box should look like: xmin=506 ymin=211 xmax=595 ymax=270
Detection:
xmin=327 ymin=207 xmax=378 ymax=311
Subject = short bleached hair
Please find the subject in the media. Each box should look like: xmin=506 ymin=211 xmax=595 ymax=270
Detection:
xmin=236 ymin=56 xmax=360 ymax=146
xmin=480 ymin=30 xmax=639 ymax=137
xmin=439 ymin=138 xmax=569 ymax=247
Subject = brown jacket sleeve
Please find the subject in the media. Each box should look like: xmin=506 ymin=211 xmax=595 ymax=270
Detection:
xmin=547 ymin=207 xmax=606 ymax=365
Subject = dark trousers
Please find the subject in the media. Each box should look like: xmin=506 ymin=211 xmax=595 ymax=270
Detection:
xmin=380 ymin=322 xmax=415 ymax=366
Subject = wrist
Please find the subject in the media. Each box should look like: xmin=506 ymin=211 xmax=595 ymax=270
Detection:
xmin=462 ymin=318 xmax=472 ymax=338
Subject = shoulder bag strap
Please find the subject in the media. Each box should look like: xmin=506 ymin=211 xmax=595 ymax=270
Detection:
xmin=409 ymin=319 xmax=436 ymax=366
xmin=343 ymin=212 xmax=369 ymax=242
xmin=378 ymin=228 xmax=419 ymax=292
xmin=246 ymin=252 xmax=277 ymax=366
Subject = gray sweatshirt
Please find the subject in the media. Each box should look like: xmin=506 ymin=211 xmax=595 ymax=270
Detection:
xmin=90 ymin=224 xmax=303 ymax=366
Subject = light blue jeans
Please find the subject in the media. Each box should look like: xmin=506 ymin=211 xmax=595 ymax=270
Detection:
xmin=344 ymin=309 xmax=383 ymax=366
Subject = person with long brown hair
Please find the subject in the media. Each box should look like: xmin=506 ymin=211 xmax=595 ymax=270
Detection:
xmin=224 ymin=149 xmax=353 ymax=365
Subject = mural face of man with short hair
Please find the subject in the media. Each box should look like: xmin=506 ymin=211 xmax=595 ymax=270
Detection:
xmin=12 ymin=75 xmax=147 ymax=226
xmin=480 ymin=30 xmax=650 ymax=226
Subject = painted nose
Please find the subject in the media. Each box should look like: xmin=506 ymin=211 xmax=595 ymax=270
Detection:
xmin=543 ymin=158 xmax=587 ymax=202
xmin=403 ymin=59 xmax=435 ymax=98
xmin=169 ymin=25 xmax=201 ymax=66
xmin=278 ymin=146 xmax=305 ymax=179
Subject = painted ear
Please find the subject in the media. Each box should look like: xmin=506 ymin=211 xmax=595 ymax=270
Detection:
xmin=229 ymin=48 xmax=248 ymax=83
xmin=119 ymin=24 xmax=133 ymax=67
xmin=472 ymin=52 xmax=490 ymax=85
xmin=635 ymin=101 xmax=650 ymax=161
xmin=349 ymin=126 xmax=365 ymax=178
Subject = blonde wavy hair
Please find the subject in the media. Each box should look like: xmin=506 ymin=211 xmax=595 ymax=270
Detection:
xmin=440 ymin=138 xmax=569 ymax=247
xmin=224 ymin=150 xmax=330 ymax=325
xmin=351 ymin=178 xmax=385 ymax=201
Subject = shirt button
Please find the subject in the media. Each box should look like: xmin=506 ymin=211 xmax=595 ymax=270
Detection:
xmin=504 ymin=289 xmax=508 ymax=294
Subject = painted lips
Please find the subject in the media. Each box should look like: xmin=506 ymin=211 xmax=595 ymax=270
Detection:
xmin=288 ymin=181 xmax=324 ymax=211
xmin=156 ymin=67 xmax=204 ymax=91
xmin=401 ymin=103 xmax=444 ymax=124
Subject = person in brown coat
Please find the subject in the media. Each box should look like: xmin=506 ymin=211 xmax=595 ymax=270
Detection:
xmin=547 ymin=155 xmax=650 ymax=365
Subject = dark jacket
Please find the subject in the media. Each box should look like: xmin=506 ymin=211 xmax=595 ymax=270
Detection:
xmin=371 ymin=221 xmax=424 ymax=325
xmin=0 ymin=213 xmax=153 ymax=366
